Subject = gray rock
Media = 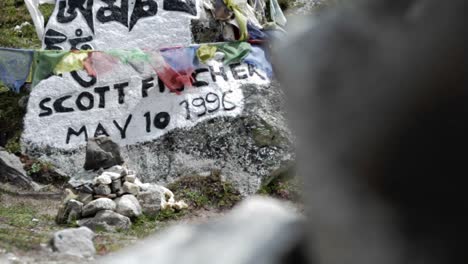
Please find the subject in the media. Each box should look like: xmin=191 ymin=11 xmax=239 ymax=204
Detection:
xmin=102 ymin=197 xmax=305 ymax=264
xmin=51 ymin=227 xmax=95 ymax=258
xmin=110 ymin=179 xmax=122 ymax=194
xmin=115 ymin=195 xmax=142 ymax=218
xmin=137 ymin=190 xmax=162 ymax=218
xmin=124 ymin=174 xmax=136 ymax=183
xmin=75 ymin=183 xmax=94 ymax=194
xmin=82 ymin=198 xmax=116 ymax=217
xmin=104 ymin=165 xmax=125 ymax=175
xmin=0 ymin=149 xmax=40 ymax=190
xmin=94 ymin=194 xmax=117 ymax=199
xmin=94 ymin=184 xmax=112 ymax=195
xmin=94 ymin=174 xmax=112 ymax=185
xmin=122 ymin=82 xmax=294 ymax=195
xmin=83 ymin=137 xmax=124 ymax=171
xmin=78 ymin=193 xmax=94 ymax=204
xmin=56 ymin=199 xmax=83 ymax=224
xmin=78 ymin=210 xmax=131 ymax=232
xmin=122 ymin=182 xmax=139 ymax=196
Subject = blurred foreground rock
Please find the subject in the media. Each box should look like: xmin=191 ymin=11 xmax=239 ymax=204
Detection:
xmin=103 ymin=196 xmax=306 ymax=264
xmin=51 ymin=227 xmax=95 ymax=258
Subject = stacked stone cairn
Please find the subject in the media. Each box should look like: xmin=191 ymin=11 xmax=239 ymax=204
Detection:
xmin=56 ymin=165 xmax=188 ymax=231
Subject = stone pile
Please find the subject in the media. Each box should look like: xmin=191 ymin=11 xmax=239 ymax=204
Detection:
xmin=56 ymin=165 xmax=187 ymax=232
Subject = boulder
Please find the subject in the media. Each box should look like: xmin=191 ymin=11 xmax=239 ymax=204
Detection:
xmin=21 ymin=0 xmax=293 ymax=195
xmin=115 ymin=195 xmax=142 ymax=218
xmin=0 ymin=148 xmax=40 ymax=190
xmin=94 ymin=184 xmax=112 ymax=196
xmin=78 ymin=210 xmax=132 ymax=232
xmin=51 ymin=227 xmax=95 ymax=258
xmin=40 ymin=0 xmax=199 ymax=50
xmin=122 ymin=182 xmax=139 ymax=196
xmin=83 ymin=137 xmax=124 ymax=171
xmin=137 ymin=190 xmax=162 ymax=218
xmin=102 ymin=197 xmax=305 ymax=264
xmin=82 ymin=198 xmax=116 ymax=217
xmin=56 ymin=199 xmax=83 ymax=225
xmin=94 ymin=174 xmax=112 ymax=185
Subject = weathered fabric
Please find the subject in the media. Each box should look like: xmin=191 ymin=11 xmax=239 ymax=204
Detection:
xmin=32 ymin=50 xmax=68 ymax=87
xmin=244 ymin=45 xmax=273 ymax=77
xmin=54 ymin=51 xmax=90 ymax=75
xmin=0 ymin=48 xmax=34 ymax=92
xmin=216 ymin=42 xmax=252 ymax=65
xmin=107 ymin=48 xmax=150 ymax=65
xmin=224 ymin=0 xmax=249 ymax=40
xmin=197 ymin=44 xmax=218 ymax=64
xmin=269 ymin=0 xmax=287 ymax=26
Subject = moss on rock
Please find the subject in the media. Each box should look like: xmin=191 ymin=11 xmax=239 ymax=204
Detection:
xmin=167 ymin=171 xmax=242 ymax=210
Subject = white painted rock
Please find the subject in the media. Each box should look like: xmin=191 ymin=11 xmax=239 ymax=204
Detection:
xmin=82 ymin=198 xmax=116 ymax=217
xmin=122 ymin=182 xmax=139 ymax=196
xmin=78 ymin=210 xmax=132 ymax=232
xmin=22 ymin=0 xmax=294 ymax=195
xmin=115 ymin=194 xmax=142 ymax=218
xmin=42 ymin=0 xmax=200 ymax=50
xmin=51 ymin=227 xmax=95 ymax=258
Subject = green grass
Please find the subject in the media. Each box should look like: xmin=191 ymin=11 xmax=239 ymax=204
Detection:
xmin=0 ymin=199 xmax=58 ymax=251
xmin=0 ymin=0 xmax=54 ymax=48
xmin=257 ymin=168 xmax=302 ymax=202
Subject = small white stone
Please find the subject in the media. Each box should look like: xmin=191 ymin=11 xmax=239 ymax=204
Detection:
xmin=124 ymin=174 xmax=136 ymax=183
xmin=122 ymin=182 xmax=139 ymax=196
xmin=101 ymin=171 xmax=122 ymax=181
xmin=94 ymin=174 xmax=112 ymax=185
xmin=105 ymin=165 xmax=124 ymax=174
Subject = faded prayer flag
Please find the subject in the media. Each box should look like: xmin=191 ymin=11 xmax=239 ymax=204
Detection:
xmin=0 ymin=48 xmax=34 ymax=93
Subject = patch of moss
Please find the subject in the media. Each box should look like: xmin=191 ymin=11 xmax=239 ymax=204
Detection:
xmin=21 ymin=156 xmax=69 ymax=186
xmin=258 ymin=168 xmax=302 ymax=202
xmin=167 ymin=171 xmax=242 ymax=210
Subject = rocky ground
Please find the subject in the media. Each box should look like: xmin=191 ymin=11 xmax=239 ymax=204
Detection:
xmin=0 ymin=176 xmax=301 ymax=263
